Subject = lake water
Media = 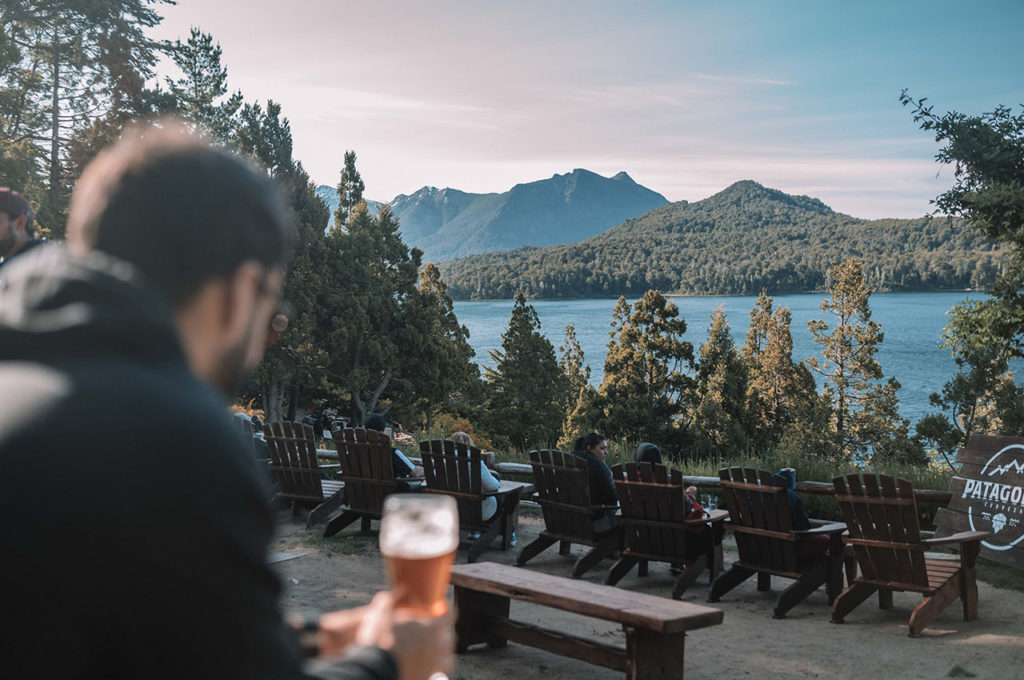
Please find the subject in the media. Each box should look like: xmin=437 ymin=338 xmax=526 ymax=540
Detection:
xmin=454 ymin=292 xmax=1019 ymax=427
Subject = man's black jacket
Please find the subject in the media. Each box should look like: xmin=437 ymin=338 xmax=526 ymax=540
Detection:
xmin=0 ymin=247 xmax=395 ymax=679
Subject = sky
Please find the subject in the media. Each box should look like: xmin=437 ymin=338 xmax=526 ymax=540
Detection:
xmin=150 ymin=0 xmax=1024 ymax=219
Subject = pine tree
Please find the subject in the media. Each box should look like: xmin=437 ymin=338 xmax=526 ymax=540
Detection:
xmin=742 ymin=292 xmax=817 ymax=452
xmin=400 ymin=263 xmax=478 ymax=428
xmin=165 ymin=28 xmax=242 ymax=141
xmin=233 ymin=100 xmax=329 ymax=422
xmin=598 ymin=290 xmax=694 ymax=444
xmin=692 ymin=308 xmax=749 ymax=455
xmin=807 ymin=258 xmax=909 ymax=460
xmin=484 ymin=293 xmax=565 ymax=450
xmin=558 ymin=323 xmax=596 ymax=449
xmin=0 ymin=1 xmax=170 ymax=234
xmin=334 ymin=150 xmax=365 ymax=228
xmin=324 ymin=205 xmax=422 ymax=425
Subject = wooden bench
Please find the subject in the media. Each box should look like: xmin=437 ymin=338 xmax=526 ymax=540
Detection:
xmin=263 ymin=421 xmax=345 ymax=527
xmin=451 ymin=562 xmax=724 ymax=680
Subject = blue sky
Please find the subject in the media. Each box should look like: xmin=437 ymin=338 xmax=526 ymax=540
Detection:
xmin=151 ymin=0 xmax=1023 ymax=218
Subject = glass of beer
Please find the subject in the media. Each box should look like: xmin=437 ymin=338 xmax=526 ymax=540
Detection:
xmin=379 ymin=494 xmax=459 ymax=616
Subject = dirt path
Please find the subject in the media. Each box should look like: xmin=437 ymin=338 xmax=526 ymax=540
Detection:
xmin=272 ymin=508 xmax=1023 ymax=680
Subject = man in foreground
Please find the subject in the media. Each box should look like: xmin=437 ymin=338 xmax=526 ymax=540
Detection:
xmin=0 ymin=124 xmax=453 ymax=680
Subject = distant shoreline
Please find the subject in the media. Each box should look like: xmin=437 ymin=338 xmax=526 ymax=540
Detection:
xmin=451 ymin=288 xmax=985 ymax=303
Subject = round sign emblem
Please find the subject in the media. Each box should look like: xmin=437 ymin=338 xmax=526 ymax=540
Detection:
xmin=969 ymin=444 xmax=1024 ymax=551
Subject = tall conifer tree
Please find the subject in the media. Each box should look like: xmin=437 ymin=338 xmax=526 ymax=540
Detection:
xmin=484 ymin=293 xmax=564 ymax=450
xmin=599 ymin=290 xmax=694 ymax=443
xmin=334 ymin=150 xmax=365 ymax=228
xmin=807 ymin=258 xmax=908 ymax=460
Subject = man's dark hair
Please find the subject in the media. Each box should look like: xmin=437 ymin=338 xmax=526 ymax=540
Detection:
xmin=580 ymin=432 xmax=605 ymax=451
xmin=365 ymin=413 xmax=388 ymax=433
xmin=67 ymin=122 xmax=292 ymax=307
xmin=0 ymin=187 xmax=36 ymax=236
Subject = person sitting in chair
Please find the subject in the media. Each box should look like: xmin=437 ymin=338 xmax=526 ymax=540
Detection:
xmin=572 ymin=433 xmax=618 ymax=534
xmin=364 ymin=413 xmax=419 ymax=490
xmin=449 ymin=431 xmax=501 ymax=521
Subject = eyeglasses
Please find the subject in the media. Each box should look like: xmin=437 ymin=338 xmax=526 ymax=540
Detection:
xmin=256 ymin=271 xmax=289 ymax=348
xmin=266 ymin=299 xmax=292 ymax=348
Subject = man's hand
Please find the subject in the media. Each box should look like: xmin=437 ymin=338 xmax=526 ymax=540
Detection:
xmin=319 ymin=592 xmax=455 ymax=680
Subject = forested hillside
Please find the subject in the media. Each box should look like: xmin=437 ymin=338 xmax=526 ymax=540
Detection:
xmin=438 ymin=180 xmax=1002 ymax=299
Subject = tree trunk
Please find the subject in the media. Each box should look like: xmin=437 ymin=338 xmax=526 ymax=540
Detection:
xmin=263 ymin=378 xmax=285 ymax=423
xmin=286 ymin=378 xmax=299 ymax=421
xmin=48 ymin=30 xmax=60 ymax=211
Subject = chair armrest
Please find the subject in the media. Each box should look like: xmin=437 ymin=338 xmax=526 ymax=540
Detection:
xmin=686 ymin=509 xmax=729 ymax=526
xmin=923 ymin=530 xmax=990 ymax=546
xmin=793 ymin=522 xmax=846 ymax=536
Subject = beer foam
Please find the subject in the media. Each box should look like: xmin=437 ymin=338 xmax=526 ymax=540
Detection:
xmin=379 ymin=508 xmax=459 ymax=558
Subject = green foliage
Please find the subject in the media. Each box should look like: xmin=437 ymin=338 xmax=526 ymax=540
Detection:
xmin=333 ymin=150 xmax=365 ymax=228
xmin=399 ymin=263 xmax=479 ymax=428
xmin=438 ymin=181 xmax=999 ymax=300
xmin=165 ymin=28 xmax=242 ymax=141
xmin=742 ymin=291 xmax=818 ymax=453
xmin=557 ymin=323 xmax=596 ymax=448
xmin=322 ymin=205 xmax=424 ymax=424
xmin=807 ymin=258 xmax=917 ymax=463
xmin=0 ymin=0 xmax=172 ymax=236
xmin=598 ymin=290 xmax=695 ymax=445
xmin=483 ymin=293 xmax=565 ymax=451
xmin=691 ymin=308 xmax=749 ymax=456
xmin=902 ymin=93 xmax=1024 ymax=457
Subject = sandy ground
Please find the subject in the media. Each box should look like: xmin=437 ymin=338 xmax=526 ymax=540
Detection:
xmin=271 ymin=507 xmax=1024 ymax=680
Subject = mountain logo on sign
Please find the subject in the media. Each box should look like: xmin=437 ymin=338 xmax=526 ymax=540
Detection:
xmin=967 ymin=443 xmax=1024 ymax=551
xmin=989 ymin=459 xmax=1024 ymax=476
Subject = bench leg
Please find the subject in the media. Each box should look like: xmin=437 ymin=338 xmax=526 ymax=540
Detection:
xmin=878 ymin=589 xmax=893 ymax=610
xmin=757 ymin=572 xmax=771 ymax=592
xmin=625 ymin=627 xmax=685 ymax=680
xmin=453 ymin=586 xmax=510 ymax=651
xmin=360 ymin=516 xmax=372 ymax=533
xmin=559 ymin=540 xmax=572 ymax=556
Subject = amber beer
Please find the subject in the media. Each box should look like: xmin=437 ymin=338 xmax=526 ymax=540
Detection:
xmin=379 ymin=494 xmax=459 ymax=616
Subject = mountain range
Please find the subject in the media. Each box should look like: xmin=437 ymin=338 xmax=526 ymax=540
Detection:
xmin=435 ymin=180 xmax=1002 ymax=300
xmin=316 ymin=168 xmax=668 ymax=262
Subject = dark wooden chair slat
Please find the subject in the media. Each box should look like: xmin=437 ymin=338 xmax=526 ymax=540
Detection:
xmin=607 ymin=462 xmax=725 ymax=599
xmin=710 ymin=467 xmax=845 ymax=619
xmin=831 ymin=472 xmax=986 ymax=636
xmin=322 ymin=427 xmax=398 ymax=537
xmin=516 ymin=450 xmax=621 ymax=579
xmin=420 ymin=439 xmax=517 ymax=563
xmin=263 ymin=422 xmax=344 ymax=527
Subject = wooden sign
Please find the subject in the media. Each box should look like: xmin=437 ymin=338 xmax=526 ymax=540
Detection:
xmin=934 ymin=435 xmax=1024 ymax=569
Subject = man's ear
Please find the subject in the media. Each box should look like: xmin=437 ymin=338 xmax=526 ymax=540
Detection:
xmin=221 ymin=261 xmax=265 ymax=340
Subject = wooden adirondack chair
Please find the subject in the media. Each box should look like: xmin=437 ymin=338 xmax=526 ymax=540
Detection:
xmin=831 ymin=473 xmax=989 ymax=636
xmin=516 ymin=450 xmax=621 ymax=579
xmin=709 ymin=467 xmax=846 ymax=618
xmin=606 ymin=462 xmax=729 ymax=599
xmin=420 ymin=439 xmax=521 ymax=563
xmin=263 ymin=421 xmax=344 ymax=527
xmin=322 ymin=428 xmax=399 ymax=537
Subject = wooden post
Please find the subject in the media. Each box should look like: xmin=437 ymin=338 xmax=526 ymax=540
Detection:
xmin=625 ymin=627 xmax=685 ymax=680
xmin=453 ymin=586 xmax=510 ymax=651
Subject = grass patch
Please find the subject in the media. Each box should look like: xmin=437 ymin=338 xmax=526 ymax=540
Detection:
xmin=947 ymin=665 xmax=977 ymax=678
xmin=976 ymin=557 xmax=1024 ymax=592
xmin=279 ymin=529 xmax=380 ymax=557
